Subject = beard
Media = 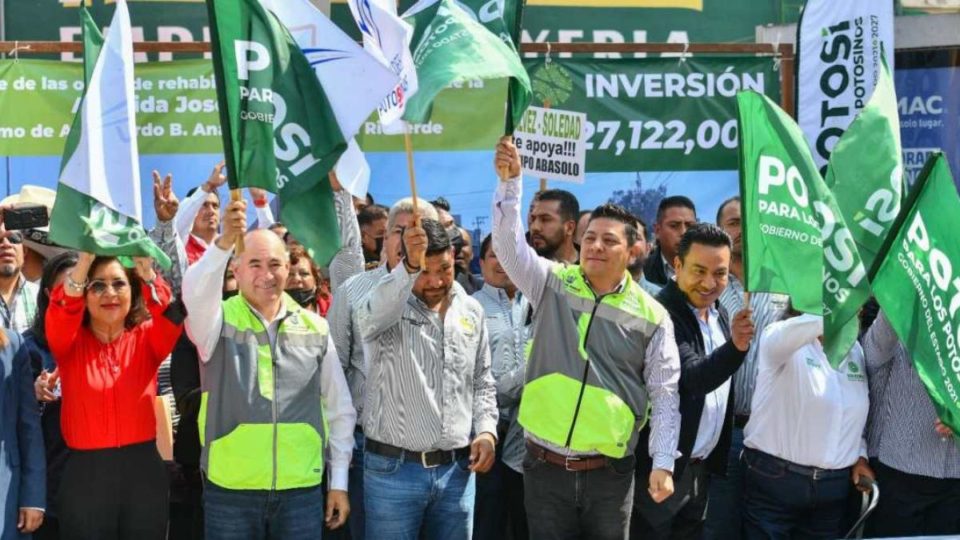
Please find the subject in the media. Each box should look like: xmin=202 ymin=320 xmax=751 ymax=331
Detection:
xmin=627 ymin=255 xmax=646 ymax=279
xmin=531 ymin=231 xmax=564 ymax=260
xmin=0 ymin=263 xmax=17 ymax=279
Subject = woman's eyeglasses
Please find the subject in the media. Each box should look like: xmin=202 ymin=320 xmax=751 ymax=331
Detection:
xmin=87 ymin=279 xmax=129 ymax=296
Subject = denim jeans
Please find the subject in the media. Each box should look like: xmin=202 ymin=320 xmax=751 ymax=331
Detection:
xmin=348 ymin=430 xmax=365 ymax=540
xmin=363 ymin=450 xmax=475 ymax=540
xmin=525 ymin=451 xmax=636 ymax=540
xmin=704 ymin=426 xmax=745 ymax=540
xmin=741 ymin=448 xmax=850 ymax=540
xmin=203 ymin=482 xmax=325 ymax=540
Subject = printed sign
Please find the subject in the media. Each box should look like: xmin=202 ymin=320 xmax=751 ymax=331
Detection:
xmin=514 ymin=105 xmax=587 ymax=183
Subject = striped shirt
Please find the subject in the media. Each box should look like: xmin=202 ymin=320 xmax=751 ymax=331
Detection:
xmin=328 ymin=265 xmax=388 ymax=424
xmin=717 ymin=274 xmax=789 ymax=415
xmin=0 ymin=276 xmax=38 ymax=334
xmin=493 ymin=177 xmax=681 ymax=471
xmin=358 ymin=264 xmax=499 ymax=452
xmin=472 ymin=284 xmax=528 ymax=473
xmin=328 ymin=188 xmax=365 ymax=292
xmin=863 ymin=312 xmax=960 ymax=479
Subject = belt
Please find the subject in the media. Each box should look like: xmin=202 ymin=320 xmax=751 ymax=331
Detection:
xmin=734 ymin=414 xmax=750 ymax=429
xmin=744 ymin=448 xmax=849 ymax=480
xmin=365 ymin=439 xmax=469 ymax=469
xmin=525 ymin=440 xmax=608 ymax=472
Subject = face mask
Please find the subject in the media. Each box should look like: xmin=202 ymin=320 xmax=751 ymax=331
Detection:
xmin=285 ymin=288 xmax=317 ymax=308
xmin=222 ymin=289 xmax=239 ymax=301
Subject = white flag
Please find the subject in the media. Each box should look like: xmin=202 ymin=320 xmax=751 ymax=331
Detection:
xmin=260 ymin=0 xmax=399 ymax=140
xmin=347 ymin=0 xmax=419 ymax=129
xmin=796 ymin=0 xmax=894 ymax=173
xmin=335 ymin=139 xmax=372 ymax=199
xmin=49 ymin=0 xmax=169 ymax=266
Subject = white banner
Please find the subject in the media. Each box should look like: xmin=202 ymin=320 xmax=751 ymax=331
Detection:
xmin=796 ymin=0 xmax=894 ymax=173
xmin=347 ymin=0 xmax=419 ymax=129
xmin=513 ymin=106 xmax=587 ymax=184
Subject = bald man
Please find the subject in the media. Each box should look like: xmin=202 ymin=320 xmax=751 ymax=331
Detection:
xmin=183 ymin=202 xmax=356 ymax=540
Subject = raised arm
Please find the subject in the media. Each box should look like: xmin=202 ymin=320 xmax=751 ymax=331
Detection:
xmin=134 ymin=263 xmax=182 ymax=369
xmin=862 ymin=311 xmax=899 ymax=372
xmin=644 ymin=318 xmax=682 ymax=473
xmin=175 ymin=162 xmax=226 ymax=244
xmin=327 ymin=174 xmax=365 ymax=291
xmin=357 ymin=226 xmax=424 ymax=342
xmin=491 ymin=137 xmax=554 ymax=309
xmin=46 ymin=252 xmax=96 ymax=358
xmin=328 ymin=282 xmax=354 ymax=373
xmin=183 ymin=198 xmax=246 ymax=362
xmin=149 ymin=170 xmax=187 ymax=297
xmin=757 ymin=314 xmax=823 ymax=370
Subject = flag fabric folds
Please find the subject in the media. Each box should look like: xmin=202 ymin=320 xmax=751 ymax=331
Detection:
xmin=49 ymin=0 xmax=171 ymax=269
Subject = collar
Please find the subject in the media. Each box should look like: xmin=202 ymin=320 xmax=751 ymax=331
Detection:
xmin=661 ymin=253 xmax=675 ymax=275
xmin=687 ymin=301 xmax=719 ymax=322
xmin=581 ymin=268 xmax=629 ymax=297
xmin=190 ymin=234 xmax=211 ymax=248
xmin=479 ymin=282 xmax=516 ymax=304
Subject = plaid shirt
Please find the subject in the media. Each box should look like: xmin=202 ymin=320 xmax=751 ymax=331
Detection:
xmin=0 ymin=276 xmax=39 ymax=334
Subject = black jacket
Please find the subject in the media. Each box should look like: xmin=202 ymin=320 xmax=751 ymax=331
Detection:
xmin=643 ymin=245 xmax=671 ymax=287
xmin=171 ymin=331 xmax=202 ymax=468
xmin=635 ymin=280 xmax=747 ymax=479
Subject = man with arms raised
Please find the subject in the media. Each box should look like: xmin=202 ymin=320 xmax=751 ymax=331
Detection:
xmin=492 ymin=137 xmax=681 ymax=540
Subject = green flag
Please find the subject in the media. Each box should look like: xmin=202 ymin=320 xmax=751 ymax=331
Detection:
xmin=737 ymin=91 xmax=869 ymax=366
xmin=825 ymin=58 xmax=903 ymax=268
xmin=49 ymin=0 xmax=171 ymax=269
xmin=402 ymin=0 xmax=531 ymax=131
xmin=206 ymin=0 xmax=347 ymax=265
xmin=871 ymin=153 xmax=960 ymax=432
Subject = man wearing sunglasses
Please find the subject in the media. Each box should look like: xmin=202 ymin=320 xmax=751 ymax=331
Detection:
xmin=0 ymin=210 xmax=38 ymax=334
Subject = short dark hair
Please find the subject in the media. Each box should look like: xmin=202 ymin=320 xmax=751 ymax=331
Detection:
xmin=534 ymin=189 xmax=580 ymax=224
xmin=420 ymin=218 xmax=452 ymax=256
xmin=479 ymin=234 xmax=493 ymax=260
xmin=431 ymin=197 xmax=451 ymax=212
xmin=267 ymin=222 xmax=285 ymax=232
xmin=634 ymin=214 xmax=648 ymax=241
xmin=587 ymin=203 xmax=638 ymax=246
xmin=716 ymin=196 xmax=741 ymax=226
xmin=358 ymin=205 xmax=389 ymax=227
xmin=656 ymin=195 xmax=696 ymax=223
xmin=31 ymin=251 xmax=79 ymax=346
xmin=677 ymin=223 xmax=732 ymax=263
xmin=366 ymin=193 xmax=375 ymax=206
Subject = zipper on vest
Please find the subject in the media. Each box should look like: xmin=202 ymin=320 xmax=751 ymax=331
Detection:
xmin=270 ymin=313 xmax=292 ymax=491
xmin=563 ymin=293 xmax=606 ymax=449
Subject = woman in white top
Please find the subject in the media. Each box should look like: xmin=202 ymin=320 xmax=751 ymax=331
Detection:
xmin=741 ymin=312 xmax=875 ymax=539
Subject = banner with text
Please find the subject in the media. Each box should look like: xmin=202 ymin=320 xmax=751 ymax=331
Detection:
xmin=514 ymin=106 xmax=587 ymax=183
xmin=522 ymin=56 xmax=781 ymax=172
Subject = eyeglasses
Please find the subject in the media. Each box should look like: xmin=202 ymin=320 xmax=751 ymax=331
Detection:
xmin=0 ymin=232 xmax=23 ymax=245
xmin=87 ymin=279 xmax=129 ymax=296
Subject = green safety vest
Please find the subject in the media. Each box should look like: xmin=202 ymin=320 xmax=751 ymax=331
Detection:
xmin=199 ymin=294 xmax=330 ymax=490
xmin=518 ymin=265 xmax=666 ymax=458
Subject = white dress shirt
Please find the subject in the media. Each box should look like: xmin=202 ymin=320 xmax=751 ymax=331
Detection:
xmin=690 ymin=304 xmax=731 ymax=460
xmin=745 ymin=314 xmax=869 ymax=470
xmin=182 ymin=244 xmax=356 ymax=490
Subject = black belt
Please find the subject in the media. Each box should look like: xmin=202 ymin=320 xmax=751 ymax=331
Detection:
xmin=734 ymin=414 xmax=750 ymax=429
xmin=365 ymin=439 xmax=469 ymax=468
xmin=744 ymin=448 xmax=849 ymax=480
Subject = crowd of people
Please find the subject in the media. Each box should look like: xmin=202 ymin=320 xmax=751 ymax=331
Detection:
xmin=0 ymin=137 xmax=957 ymax=540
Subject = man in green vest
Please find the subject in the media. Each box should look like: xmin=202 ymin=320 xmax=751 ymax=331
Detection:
xmin=491 ymin=137 xmax=682 ymax=539
xmin=182 ymin=197 xmax=357 ymax=540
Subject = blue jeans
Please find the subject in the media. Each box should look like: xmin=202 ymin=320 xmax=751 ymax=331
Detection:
xmin=741 ymin=449 xmax=850 ymax=540
xmin=704 ymin=426 xmax=746 ymax=540
xmin=348 ymin=430 xmax=365 ymax=540
xmin=204 ymin=482 xmax=325 ymax=540
xmin=363 ymin=450 xmax=475 ymax=540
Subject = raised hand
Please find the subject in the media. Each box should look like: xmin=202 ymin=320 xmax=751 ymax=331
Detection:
xmin=216 ymin=199 xmax=248 ymax=251
xmin=402 ymin=225 xmax=427 ymax=272
xmin=494 ymin=135 xmax=521 ymax=179
xmin=204 ymin=161 xmax=228 ymax=193
xmin=731 ymin=308 xmax=755 ymax=352
xmin=152 ymin=171 xmax=179 ymax=223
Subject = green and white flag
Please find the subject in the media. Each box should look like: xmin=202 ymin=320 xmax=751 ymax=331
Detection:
xmin=737 ymin=91 xmax=869 ymax=366
xmin=401 ymin=0 xmax=531 ymax=131
xmin=49 ymin=0 xmax=171 ymax=269
xmin=206 ymin=0 xmax=347 ymax=265
xmin=871 ymin=153 xmax=960 ymax=432
xmin=825 ymin=57 xmax=903 ymax=269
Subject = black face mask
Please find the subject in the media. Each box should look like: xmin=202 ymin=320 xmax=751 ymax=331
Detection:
xmin=285 ymin=288 xmax=317 ymax=308
xmin=222 ymin=289 xmax=240 ymax=301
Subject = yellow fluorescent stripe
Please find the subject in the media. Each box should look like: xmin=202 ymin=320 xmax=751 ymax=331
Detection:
xmin=525 ymin=0 xmax=702 ymax=8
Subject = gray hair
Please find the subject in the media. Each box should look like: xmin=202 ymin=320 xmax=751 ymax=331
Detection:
xmin=387 ymin=197 xmax=440 ymax=230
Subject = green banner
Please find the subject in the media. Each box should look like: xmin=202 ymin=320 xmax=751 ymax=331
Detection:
xmin=523 ymin=56 xmax=780 ymax=172
xmin=872 ymin=153 xmax=960 ymax=433
xmin=0 ymin=59 xmax=222 ymax=156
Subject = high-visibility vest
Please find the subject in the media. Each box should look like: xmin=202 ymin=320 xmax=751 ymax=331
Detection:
xmin=199 ymin=294 xmax=330 ymax=490
xmin=518 ymin=265 xmax=666 ymax=458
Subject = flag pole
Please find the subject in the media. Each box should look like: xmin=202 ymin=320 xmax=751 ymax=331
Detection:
xmin=231 ymin=189 xmax=245 ymax=254
xmin=402 ymin=127 xmax=421 ymax=226
xmin=538 ymin=99 xmax=552 ymax=192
